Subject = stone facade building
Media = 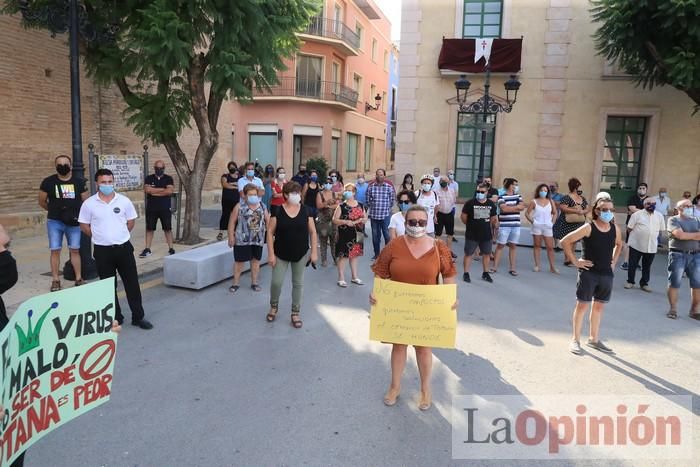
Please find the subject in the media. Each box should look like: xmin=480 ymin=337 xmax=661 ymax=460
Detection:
xmin=396 ymin=0 xmax=699 ymax=204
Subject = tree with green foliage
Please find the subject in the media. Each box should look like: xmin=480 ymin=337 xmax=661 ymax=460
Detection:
xmin=591 ymin=0 xmax=700 ymax=114
xmin=4 ymin=0 xmax=320 ymax=243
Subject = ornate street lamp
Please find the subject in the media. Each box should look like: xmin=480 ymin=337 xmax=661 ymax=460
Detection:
xmin=18 ymin=0 xmax=118 ymax=280
xmin=454 ymin=67 xmax=521 ymax=184
xmin=365 ymin=93 xmax=382 ymax=114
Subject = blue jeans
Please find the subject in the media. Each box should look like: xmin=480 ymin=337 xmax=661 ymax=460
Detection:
xmin=370 ymin=216 xmax=391 ymax=257
xmin=668 ymin=251 xmax=700 ymax=289
xmin=47 ymin=219 xmax=81 ymax=250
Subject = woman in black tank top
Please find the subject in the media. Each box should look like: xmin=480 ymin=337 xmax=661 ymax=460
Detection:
xmin=302 ymin=170 xmax=320 ymax=218
xmin=560 ymin=197 xmax=622 ymax=356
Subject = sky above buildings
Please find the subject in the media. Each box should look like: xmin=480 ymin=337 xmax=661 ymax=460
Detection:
xmin=376 ymin=0 xmax=402 ymax=42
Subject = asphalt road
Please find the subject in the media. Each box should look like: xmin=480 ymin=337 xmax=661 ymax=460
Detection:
xmin=23 ymin=244 xmax=700 ymax=466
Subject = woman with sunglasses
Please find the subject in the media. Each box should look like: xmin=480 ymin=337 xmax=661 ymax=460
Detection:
xmin=389 ymin=190 xmax=417 ymax=239
xmin=370 ymin=205 xmax=457 ymax=411
xmin=561 ymin=197 xmax=623 ymax=355
xmin=333 ymin=183 xmax=367 ymax=287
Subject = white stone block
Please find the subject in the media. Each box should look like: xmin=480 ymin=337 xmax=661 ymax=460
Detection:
xmin=163 ymin=241 xmax=268 ymax=289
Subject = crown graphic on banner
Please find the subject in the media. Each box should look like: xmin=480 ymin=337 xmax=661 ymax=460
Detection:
xmin=15 ymin=302 xmax=59 ymax=356
xmin=474 ymin=38 xmax=495 ymax=65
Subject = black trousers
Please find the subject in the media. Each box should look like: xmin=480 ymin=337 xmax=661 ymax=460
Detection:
xmin=627 ymin=247 xmax=655 ymax=286
xmin=93 ymin=241 xmax=145 ymax=324
xmin=219 ymin=198 xmax=238 ymax=231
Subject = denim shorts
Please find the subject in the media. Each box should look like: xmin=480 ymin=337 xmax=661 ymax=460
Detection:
xmin=667 ymin=251 xmax=700 ymax=289
xmin=497 ymin=226 xmax=520 ymax=245
xmin=47 ymin=218 xmax=81 ymax=250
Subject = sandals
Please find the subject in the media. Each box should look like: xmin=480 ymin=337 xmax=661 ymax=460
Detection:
xmin=509 ymin=270 xmax=518 ymax=277
xmin=383 ymin=388 xmax=400 ymax=407
xmin=666 ymin=309 xmax=678 ymax=320
xmin=266 ymin=305 xmax=278 ymax=322
xmin=50 ymin=280 xmax=61 ymax=292
xmin=351 ymin=278 xmax=364 ymax=286
xmin=74 ymin=279 xmax=85 ymax=287
xmin=418 ymin=391 xmax=432 ymax=411
xmin=291 ymin=312 xmax=303 ymax=329
xmin=229 ymin=285 xmax=240 ymax=293
xmin=689 ymin=312 xmax=700 ymax=321
xmin=216 ymin=232 xmax=224 ymax=241
xmin=251 ymin=284 xmax=262 ymax=292
xmin=337 ymin=280 xmax=348 ymax=288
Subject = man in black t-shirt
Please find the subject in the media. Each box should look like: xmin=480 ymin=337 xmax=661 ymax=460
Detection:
xmin=39 ymin=155 xmax=89 ymax=292
xmin=621 ymin=182 xmax=648 ymax=270
xmin=140 ymin=160 xmax=175 ymax=258
xmin=461 ymin=182 xmax=499 ymax=283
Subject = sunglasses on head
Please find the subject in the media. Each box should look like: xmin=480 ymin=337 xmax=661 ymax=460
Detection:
xmin=406 ymin=219 xmax=428 ymax=227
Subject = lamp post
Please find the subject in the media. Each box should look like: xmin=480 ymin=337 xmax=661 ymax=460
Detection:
xmin=19 ymin=0 xmax=118 ymax=280
xmin=365 ymin=93 xmax=382 ymax=114
xmin=454 ymin=66 xmax=521 ymax=184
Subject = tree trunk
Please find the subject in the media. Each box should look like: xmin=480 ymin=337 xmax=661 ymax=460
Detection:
xmin=181 ymin=171 xmax=205 ymax=244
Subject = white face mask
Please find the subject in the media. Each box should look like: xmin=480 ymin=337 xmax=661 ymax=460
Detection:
xmin=405 ymin=224 xmax=427 ymax=238
xmin=278 ymin=173 xmax=286 ymax=180
xmin=288 ymin=193 xmax=301 ymax=205
xmin=422 ymin=183 xmax=432 ymax=192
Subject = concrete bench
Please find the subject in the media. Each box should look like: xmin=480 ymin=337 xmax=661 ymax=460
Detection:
xmin=163 ymin=241 xmax=268 ymax=289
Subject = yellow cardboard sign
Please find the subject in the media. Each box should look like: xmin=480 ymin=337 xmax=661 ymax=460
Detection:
xmin=369 ymin=277 xmax=457 ymax=349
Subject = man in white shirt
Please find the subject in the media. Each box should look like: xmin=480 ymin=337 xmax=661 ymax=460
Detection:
xmin=435 ymin=176 xmax=458 ymax=257
xmin=652 ymin=187 xmax=672 ymax=249
xmin=431 ymin=167 xmax=441 ymax=192
xmin=624 ymin=197 xmax=665 ymax=292
xmin=79 ymin=169 xmax=153 ymax=330
xmin=447 ymin=170 xmax=459 ymax=195
xmin=237 ymin=161 xmax=264 ymax=196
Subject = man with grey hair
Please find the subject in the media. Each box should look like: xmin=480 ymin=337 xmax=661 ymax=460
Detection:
xmin=665 ymin=198 xmax=700 ymax=320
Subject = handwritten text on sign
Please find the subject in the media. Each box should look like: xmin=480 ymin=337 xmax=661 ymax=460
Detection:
xmin=98 ymin=154 xmax=143 ymax=191
xmin=369 ymin=278 xmax=457 ymax=349
xmin=0 ymin=279 xmax=118 ymax=466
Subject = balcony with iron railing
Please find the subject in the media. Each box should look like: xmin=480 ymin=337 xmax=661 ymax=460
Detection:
xmin=252 ymin=77 xmax=359 ymax=111
xmin=298 ymin=16 xmax=361 ymax=56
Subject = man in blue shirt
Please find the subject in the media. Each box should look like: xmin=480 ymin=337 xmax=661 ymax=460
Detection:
xmin=366 ymin=168 xmax=396 ymax=259
xmin=291 ymin=163 xmax=309 ymax=188
xmin=355 ymin=173 xmax=368 ymax=206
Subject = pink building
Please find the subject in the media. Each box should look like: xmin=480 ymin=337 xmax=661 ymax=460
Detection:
xmin=230 ymin=0 xmax=396 ymax=178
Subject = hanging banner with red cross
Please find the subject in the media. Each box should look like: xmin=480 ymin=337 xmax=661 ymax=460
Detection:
xmin=474 ymin=38 xmax=495 ymax=65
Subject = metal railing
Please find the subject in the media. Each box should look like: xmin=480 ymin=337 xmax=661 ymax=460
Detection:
xmin=254 ymin=77 xmax=359 ymax=108
xmin=303 ymin=16 xmax=361 ymax=50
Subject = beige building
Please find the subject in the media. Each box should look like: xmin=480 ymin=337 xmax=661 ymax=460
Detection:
xmin=397 ymin=0 xmax=699 ymax=205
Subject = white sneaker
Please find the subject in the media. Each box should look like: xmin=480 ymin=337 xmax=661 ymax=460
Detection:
xmin=569 ymin=340 xmax=582 ymax=355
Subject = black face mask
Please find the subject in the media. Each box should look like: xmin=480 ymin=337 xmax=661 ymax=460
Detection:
xmin=439 ymin=181 xmax=448 ymax=188
xmin=56 ymin=164 xmax=71 ymax=176
xmin=299 ymin=169 xmax=306 ymax=174
xmin=576 ymin=189 xmax=583 ymax=196
xmin=155 ymin=167 xmax=165 ymax=176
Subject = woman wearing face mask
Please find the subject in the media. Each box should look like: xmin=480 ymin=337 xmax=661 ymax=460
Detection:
xmin=561 ymin=197 xmax=623 ymax=355
xmin=227 ymin=183 xmax=269 ymax=293
xmin=526 ymin=183 xmax=559 ymax=273
xmin=316 ymin=177 xmax=339 ymax=267
xmin=369 ymin=205 xmax=457 ymax=410
xmin=333 ymin=184 xmax=368 ymax=287
xmin=553 ymin=177 xmax=590 ymax=267
xmin=301 ymin=169 xmax=320 ymax=218
xmin=262 ymin=164 xmax=275 ymax=209
xmin=266 ymin=182 xmax=318 ymax=328
xmin=400 ymin=173 xmax=414 ymax=192
xmin=218 ymin=162 xmax=240 ymax=241
xmin=269 ymin=167 xmax=286 ymax=217
xmin=328 ymin=170 xmax=344 ymax=197
xmin=415 ymin=174 xmax=439 ymax=236
xmin=389 ymin=190 xmax=417 ymax=239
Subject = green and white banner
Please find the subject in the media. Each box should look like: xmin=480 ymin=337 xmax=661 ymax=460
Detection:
xmin=0 ymin=279 xmax=118 ymax=466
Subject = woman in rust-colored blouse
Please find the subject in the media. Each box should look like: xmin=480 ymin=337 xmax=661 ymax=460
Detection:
xmin=370 ymin=205 xmax=457 ymax=411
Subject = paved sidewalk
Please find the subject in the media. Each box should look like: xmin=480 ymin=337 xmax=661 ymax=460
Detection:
xmin=3 ymin=204 xmax=226 ymax=312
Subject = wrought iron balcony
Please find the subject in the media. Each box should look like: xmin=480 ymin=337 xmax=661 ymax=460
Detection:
xmin=253 ymin=77 xmax=359 ymax=110
xmin=299 ymin=16 xmax=361 ymax=55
